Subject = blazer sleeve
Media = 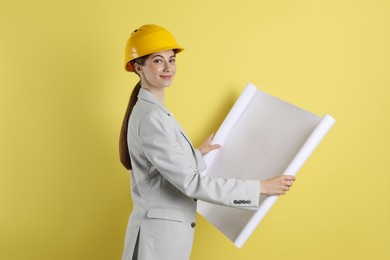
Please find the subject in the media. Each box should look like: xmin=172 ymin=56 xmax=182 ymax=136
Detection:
xmin=138 ymin=109 xmax=260 ymax=210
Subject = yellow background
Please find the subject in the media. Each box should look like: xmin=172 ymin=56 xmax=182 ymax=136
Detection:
xmin=1 ymin=0 xmax=389 ymax=259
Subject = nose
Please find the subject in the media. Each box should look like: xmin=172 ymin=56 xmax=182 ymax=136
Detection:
xmin=163 ymin=62 xmax=170 ymax=72
xmin=163 ymin=60 xmax=174 ymax=73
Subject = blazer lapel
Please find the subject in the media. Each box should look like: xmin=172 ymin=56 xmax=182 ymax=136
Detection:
xmin=178 ymin=126 xmax=194 ymax=149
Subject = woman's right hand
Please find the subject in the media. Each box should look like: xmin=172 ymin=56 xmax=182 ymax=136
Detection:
xmin=198 ymin=133 xmax=221 ymax=156
xmin=260 ymin=175 xmax=296 ymax=196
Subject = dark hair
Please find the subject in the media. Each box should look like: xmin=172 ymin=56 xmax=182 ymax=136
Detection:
xmin=119 ymin=56 xmax=149 ymax=170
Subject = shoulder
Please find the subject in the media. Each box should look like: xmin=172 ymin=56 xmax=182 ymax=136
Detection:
xmin=133 ymin=100 xmax=173 ymax=133
xmin=132 ymin=100 xmax=162 ymax=121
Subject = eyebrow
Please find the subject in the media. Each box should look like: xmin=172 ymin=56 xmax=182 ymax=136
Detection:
xmin=151 ymin=54 xmax=176 ymax=59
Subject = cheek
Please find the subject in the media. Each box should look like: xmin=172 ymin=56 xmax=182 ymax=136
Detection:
xmin=150 ymin=65 xmax=162 ymax=75
xmin=144 ymin=66 xmax=159 ymax=78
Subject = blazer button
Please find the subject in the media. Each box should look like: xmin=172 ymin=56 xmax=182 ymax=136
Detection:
xmin=191 ymin=222 xmax=196 ymax=228
xmin=233 ymin=200 xmax=238 ymax=204
xmin=193 ymin=198 xmax=197 ymax=202
xmin=246 ymin=200 xmax=251 ymax=204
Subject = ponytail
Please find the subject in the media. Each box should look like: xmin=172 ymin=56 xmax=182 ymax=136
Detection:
xmin=119 ymin=81 xmax=142 ymax=170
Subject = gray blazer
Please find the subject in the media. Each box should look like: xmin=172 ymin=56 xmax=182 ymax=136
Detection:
xmin=122 ymin=88 xmax=260 ymax=260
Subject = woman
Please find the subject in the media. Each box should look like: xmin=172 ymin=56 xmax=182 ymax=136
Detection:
xmin=119 ymin=24 xmax=295 ymax=260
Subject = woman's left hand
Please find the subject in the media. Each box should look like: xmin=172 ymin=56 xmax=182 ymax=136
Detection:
xmin=198 ymin=133 xmax=221 ymax=156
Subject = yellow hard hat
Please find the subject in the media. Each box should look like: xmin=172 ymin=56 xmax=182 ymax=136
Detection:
xmin=124 ymin=24 xmax=184 ymax=72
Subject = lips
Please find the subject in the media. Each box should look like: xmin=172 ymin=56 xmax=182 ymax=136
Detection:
xmin=160 ymin=75 xmax=173 ymax=80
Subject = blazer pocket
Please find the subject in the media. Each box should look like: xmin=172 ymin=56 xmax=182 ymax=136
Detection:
xmin=146 ymin=208 xmax=184 ymax=222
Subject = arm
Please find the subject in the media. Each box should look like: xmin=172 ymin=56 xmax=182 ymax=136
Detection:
xmin=139 ymin=110 xmax=260 ymax=209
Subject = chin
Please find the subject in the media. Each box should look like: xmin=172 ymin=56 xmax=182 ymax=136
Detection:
xmin=162 ymin=82 xmax=173 ymax=88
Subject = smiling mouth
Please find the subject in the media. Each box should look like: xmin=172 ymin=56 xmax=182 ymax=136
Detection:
xmin=160 ymin=75 xmax=173 ymax=80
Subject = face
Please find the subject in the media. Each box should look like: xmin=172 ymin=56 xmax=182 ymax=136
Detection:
xmin=135 ymin=50 xmax=176 ymax=90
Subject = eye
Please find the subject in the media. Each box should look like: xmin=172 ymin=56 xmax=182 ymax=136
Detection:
xmin=153 ymin=59 xmax=163 ymax=64
xmin=169 ymin=58 xmax=176 ymax=63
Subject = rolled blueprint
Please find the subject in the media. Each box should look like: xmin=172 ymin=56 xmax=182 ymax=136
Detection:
xmin=197 ymin=83 xmax=336 ymax=248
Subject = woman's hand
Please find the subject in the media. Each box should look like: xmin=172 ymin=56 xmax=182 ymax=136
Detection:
xmin=198 ymin=133 xmax=221 ymax=156
xmin=260 ymin=175 xmax=296 ymax=196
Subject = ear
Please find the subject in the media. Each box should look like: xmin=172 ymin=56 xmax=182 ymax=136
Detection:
xmin=133 ymin=62 xmax=143 ymax=74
